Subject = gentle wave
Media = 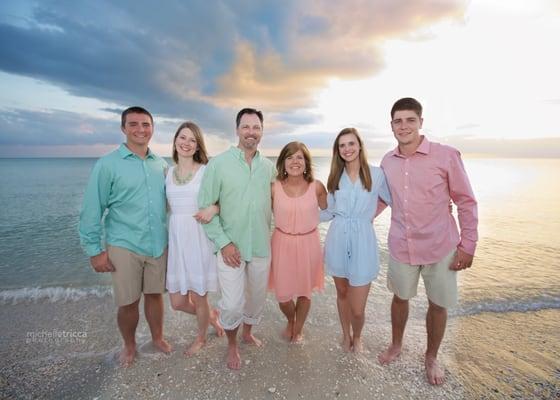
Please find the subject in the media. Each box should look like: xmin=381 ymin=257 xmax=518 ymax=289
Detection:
xmin=453 ymin=295 xmax=560 ymax=317
xmin=0 ymin=286 xmax=112 ymax=305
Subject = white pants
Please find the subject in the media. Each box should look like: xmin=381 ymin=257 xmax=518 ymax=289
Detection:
xmin=217 ymin=254 xmax=271 ymax=330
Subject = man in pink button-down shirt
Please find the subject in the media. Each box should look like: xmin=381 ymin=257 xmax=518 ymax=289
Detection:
xmin=377 ymin=98 xmax=478 ymax=386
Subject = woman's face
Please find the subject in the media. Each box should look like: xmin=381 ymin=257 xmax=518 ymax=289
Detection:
xmin=337 ymin=133 xmax=360 ymax=163
xmin=284 ymin=149 xmax=306 ymax=177
xmin=175 ymin=127 xmax=198 ymax=158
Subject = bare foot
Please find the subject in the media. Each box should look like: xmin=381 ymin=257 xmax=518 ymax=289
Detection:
xmin=119 ymin=344 xmax=136 ymax=368
xmin=242 ymin=333 xmax=263 ymax=347
xmin=378 ymin=344 xmax=401 ymax=365
xmin=184 ymin=337 xmax=206 ymax=356
xmin=352 ymin=337 xmax=363 ymax=353
xmin=282 ymin=321 xmax=294 ymax=341
xmin=341 ymin=336 xmax=353 ymax=352
xmin=210 ymin=309 xmax=225 ymax=337
xmin=153 ymin=338 xmax=172 ymax=354
xmin=226 ymin=345 xmax=241 ymax=370
xmin=290 ymin=333 xmax=304 ymax=344
xmin=425 ymin=356 xmax=445 ymax=385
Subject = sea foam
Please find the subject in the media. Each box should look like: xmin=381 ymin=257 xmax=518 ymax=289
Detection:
xmin=0 ymin=286 xmax=112 ymax=305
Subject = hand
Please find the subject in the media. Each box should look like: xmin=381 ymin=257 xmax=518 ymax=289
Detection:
xmin=221 ymin=243 xmax=241 ymax=268
xmin=449 ymin=248 xmax=473 ymax=271
xmin=194 ymin=204 xmax=219 ymax=224
xmin=90 ymin=251 xmax=115 ymax=273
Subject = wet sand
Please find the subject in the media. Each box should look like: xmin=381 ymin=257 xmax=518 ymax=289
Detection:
xmin=0 ymin=282 xmax=558 ymax=399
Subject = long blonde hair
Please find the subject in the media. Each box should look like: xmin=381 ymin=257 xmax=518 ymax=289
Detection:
xmin=327 ymin=127 xmax=372 ymax=193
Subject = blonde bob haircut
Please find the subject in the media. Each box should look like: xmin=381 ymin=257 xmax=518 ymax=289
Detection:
xmin=327 ymin=127 xmax=372 ymax=193
xmin=171 ymin=121 xmax=209 ymax=165
xmin=276 ymin=141 xmax=314 ymax=183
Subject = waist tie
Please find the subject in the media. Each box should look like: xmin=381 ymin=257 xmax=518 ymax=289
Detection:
xmin=274 ymin=227 xmax=317 ymax=236
xmin=341 ymin=217 xmax=366 ymax=261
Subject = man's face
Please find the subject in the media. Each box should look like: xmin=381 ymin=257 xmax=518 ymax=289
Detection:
xmin=121 ymin=112 xmax=153 ymax=147
xmin=236 ymin=113 xmax=263 ymax=151
xmin=390 ymin=110 xmax=423 ymax=147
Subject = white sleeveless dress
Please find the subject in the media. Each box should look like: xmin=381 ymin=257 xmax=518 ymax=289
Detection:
xmin=166 ymin=165 xmax=218 ymax=295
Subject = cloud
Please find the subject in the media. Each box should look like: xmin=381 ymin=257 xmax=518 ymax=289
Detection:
xmin=0 ymin=0 xmax=467 ymax=148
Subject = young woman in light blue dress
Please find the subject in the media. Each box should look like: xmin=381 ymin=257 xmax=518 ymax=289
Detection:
xmin=322 ymin=127 xmax=391 ymax=353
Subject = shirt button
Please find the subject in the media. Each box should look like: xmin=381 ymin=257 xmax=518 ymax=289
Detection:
xmin=404 ymin=186 xmax=408 ymax=189
xmin=405 ymin=172 xmax=408 ymax=175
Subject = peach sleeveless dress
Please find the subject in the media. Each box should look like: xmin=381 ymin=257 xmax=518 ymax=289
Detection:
xmin=269 ymin=180 xmax=324 ymax=302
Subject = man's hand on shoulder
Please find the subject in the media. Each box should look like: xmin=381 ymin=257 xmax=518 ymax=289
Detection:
xmin=90 ymin=251 xmax=115 ymax=273
xmin=449 ymin=248 xmax=473 ymax=271
xmin=221 ymin=243 xmax=241 ymax=268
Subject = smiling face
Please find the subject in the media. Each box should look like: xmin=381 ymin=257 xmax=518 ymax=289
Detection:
xmin=121 ymin=112 xmax=153 ymax=148
xmin=237 ymin=113 xmax=263 ymax=151
xmin=174 ymin=127 xmax=198 ymax=158
xmin=337 ymin=133 xmax=361 ymax=163
xmin=284 ymin=149 xmax=306 ymax=177
xmin=390 ymin=109 xmax=423 ymax=147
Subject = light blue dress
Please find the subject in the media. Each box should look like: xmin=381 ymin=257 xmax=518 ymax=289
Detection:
xmin=322 ymin=165 xmax=392 ymax=286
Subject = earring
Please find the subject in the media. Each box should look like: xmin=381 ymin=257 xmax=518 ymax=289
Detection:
xmin=283 ymin=170 xmax=288 ymax=176
xmin=303 ymin=170 xmax=307 ymax=175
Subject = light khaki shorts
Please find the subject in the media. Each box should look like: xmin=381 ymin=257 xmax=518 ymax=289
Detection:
xmin=387 ymin=249 xmax=457 ymax=308
xmin=107 ymin=245 xmax=167 ymax=306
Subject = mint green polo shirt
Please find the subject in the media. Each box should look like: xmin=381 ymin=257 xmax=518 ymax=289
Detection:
xmin=198 ymin=146 xmax=275 ymax=261
xmin=79 ymin=144 xmax=168 ymax=258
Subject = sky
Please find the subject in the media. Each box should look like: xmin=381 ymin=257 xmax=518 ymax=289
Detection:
xmin=0 ymin=0 xmax=559 ymax=158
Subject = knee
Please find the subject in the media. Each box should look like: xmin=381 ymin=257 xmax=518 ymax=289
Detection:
xmin=393 ymin=295 xmax=409 ymax=305
xmin=350 ymin=308 xmax=365 ymax=321
xmin=119 ymin=299 xmax=140 ymax=313
xmin=336 ymin=288 xmax=349 ymax=301
xmin=169 ymin=296 xmax=185 ymax=311
xmin=428 ymin=300 xmax=446 ymax=313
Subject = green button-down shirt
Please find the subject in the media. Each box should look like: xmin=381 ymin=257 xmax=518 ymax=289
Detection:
xmin=79 ymin=144 xmax=168 ymax=258
xmin=198 ymin=146 xmax=275 ymax=261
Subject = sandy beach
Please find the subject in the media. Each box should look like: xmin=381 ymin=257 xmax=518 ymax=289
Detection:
xmin=1 ymin=277 xmax=558 ymax=400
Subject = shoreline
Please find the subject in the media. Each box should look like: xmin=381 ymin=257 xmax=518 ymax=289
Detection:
xmin=1 ymin=282 xmax=559 ymax=399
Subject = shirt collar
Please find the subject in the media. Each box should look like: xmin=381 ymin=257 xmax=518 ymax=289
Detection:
xmin=229 ymin=145 xmax=261 ymax=162
xmin=390 ymin=135 xmax=430 ymax=158
xmin=118 ymin=143 xmax=155 ymax=159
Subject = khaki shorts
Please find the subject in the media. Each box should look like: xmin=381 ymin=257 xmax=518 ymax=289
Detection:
xmin=107 ymin=245 xmax=167 ymax=306
xmin=387 ymin=249 xmax=457 ymax=308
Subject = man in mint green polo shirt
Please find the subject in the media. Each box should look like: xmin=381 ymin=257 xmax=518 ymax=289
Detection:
xmin=198 ymin=107 xmax=275 ymax=370
xmin=79 ymin=106 xmax=171 ymax=367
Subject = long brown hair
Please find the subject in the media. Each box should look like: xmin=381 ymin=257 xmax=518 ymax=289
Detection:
xmin=327 ymin=127 xmax=372 ymax=193
xmin=276 ymin=141 xmax=314 ymax=182
xmin=171 ymin=121 xmax=209 ymax=165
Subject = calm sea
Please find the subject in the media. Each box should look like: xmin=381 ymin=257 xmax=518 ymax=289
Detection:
xmin=1 ymin=157 xmax=559 ymax=315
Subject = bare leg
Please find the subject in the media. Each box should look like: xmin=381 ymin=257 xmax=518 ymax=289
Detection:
xmin=144 ymin=293 xmax=171 ymax=354
xmin=279 ymin=300 xmax=296 ymax=340
xmin=117 ymin=299 xmax=140 ymax=367
xmin=184 ymin=292 xmax=210 ymax=356
xmin=210 ymin=308 xmax=225 ymax=337
xmin=333 ymin=277 xmax=352 ymax=352
xmin=347 ymin=284 xmax=371 ymax=353
xmin=425 ymin=300 xmax=447 ymax=385
xmin=241 ymin=323 xmax=262 ymax=346
xmin=225 ymin=327 xmax=241 ymax=370
xmin=378 ymin=295 xmax=408 ymax=365
xmin=292 ymin=297 xmax=311 ymax=344
xmin=169 ymin=292 xmax=196 ymax=315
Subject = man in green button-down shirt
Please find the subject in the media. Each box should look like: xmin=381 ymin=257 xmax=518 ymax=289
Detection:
xmin=198 ymin=108 xmax=275 ymax=370
xmin=79 ymin=106 xmax=171 ymax=367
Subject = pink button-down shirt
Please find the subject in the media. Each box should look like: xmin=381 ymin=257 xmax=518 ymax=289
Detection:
xmin=380 ymin=136 xmax=478 ymax=265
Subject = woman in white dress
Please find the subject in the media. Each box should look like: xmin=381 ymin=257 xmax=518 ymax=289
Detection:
xmin=167 ymin=121 xmax=224 ymax=355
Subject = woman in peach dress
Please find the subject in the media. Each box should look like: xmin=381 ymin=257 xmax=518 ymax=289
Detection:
xmin=269 ymin=141 xmax=327 ymax=343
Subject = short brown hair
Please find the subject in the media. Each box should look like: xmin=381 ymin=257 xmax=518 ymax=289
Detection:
xmin=171 ymin=121 xmax=209 ymax=165
xmin=121 ymin=106 xmax=153 ymax=128
xmin=236 ymin=108 xmax=264 ymax=128
xmin=390 ymin=97 xmax=422 ymax=119
xmin=276 ymin=141 xmax=314 ymax=183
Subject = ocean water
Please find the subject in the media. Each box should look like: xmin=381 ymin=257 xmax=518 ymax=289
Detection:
xmin=0 ymin=157 xmax=559 ymax=317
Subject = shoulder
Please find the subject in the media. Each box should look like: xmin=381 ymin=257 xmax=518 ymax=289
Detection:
xmin=380 ymin=150 xmax=393 ymax=167
xmin=429 ymin=141 xmax=462 ymax=162
xmin=207 ymin=150 xmax=230 ymax=167
xmin=314 ymin=179 xmax=327 ymax=194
